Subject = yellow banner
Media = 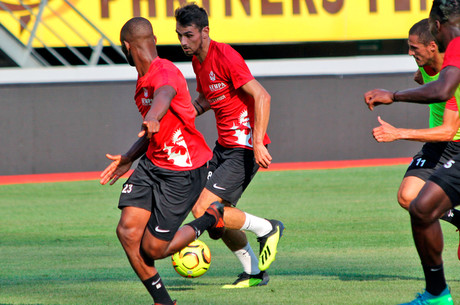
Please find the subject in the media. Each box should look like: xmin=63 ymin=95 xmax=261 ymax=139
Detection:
xmin=0 ymin=0 xmax=431 ymax=48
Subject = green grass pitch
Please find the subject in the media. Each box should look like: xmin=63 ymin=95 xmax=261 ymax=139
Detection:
xmin=1 ymin=165 xmax=460 ymax=304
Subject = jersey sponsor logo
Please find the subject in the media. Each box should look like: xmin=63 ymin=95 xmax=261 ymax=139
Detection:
xmin=209 ymin=95 xmax=226 ymax=104
xmin=154 ymin=226 xmax=170 ymax=233
xmin=209 ymin=71 xmax=216 ymax=81
xmin=230 ymin=109 xmax=253 ymax=147
xmin=209 ymin=82 xmax=227 ymax=92
xmin=213 ymin=183 xmax=226 ymax=191
xmin=163 ymin=128 xmax=193 ymax=167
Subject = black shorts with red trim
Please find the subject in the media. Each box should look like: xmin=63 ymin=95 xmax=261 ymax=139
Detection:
xmin=205 ymin=142 xmax=260 ymax=205
xmin=404 ymin=141 xmax=460 ymax=182
xmin=118 ymin=155 xmax=207 ymax=241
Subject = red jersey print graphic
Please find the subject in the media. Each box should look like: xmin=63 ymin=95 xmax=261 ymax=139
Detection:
xmin=163 ymin=128 xmax=192 ymax=167
xmin=230 ymin=109 xmax=252 ymax=147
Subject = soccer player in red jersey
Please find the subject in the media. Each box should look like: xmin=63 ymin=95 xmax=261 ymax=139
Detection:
xmin=174 ymin=4 xmax=284 ymax=288
xmin=100 ymin=17 xmax=224 ymax=305
xmin=364 ymin=1 xmax=460 ymax=303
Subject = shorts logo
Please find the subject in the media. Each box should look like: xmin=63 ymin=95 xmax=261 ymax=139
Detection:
xmin=207 ymin=171 xmax=213 ymax=180
xmin=155 ymin=226 xmax=170 ymax=233
xmin=122 ymin=184 xmax=133 ymax=194
xmin=213 ymin=183 xmax=226 ymax=191
xmin=445 ymin=160 xmax=455 ymax=168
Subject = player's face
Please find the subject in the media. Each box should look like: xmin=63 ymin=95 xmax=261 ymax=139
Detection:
xmin=176 ymin=23 xmax=206 ymax=56
xmin=408 ymin=35 xmax=435 ymax=67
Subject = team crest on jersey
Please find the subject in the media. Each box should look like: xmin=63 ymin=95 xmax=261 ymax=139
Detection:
xmin=230 ymin=109 xmax=252 ymax=147
xmin=209 ymin=71 xmax=216 ymax=81
xmin=163 ymin=128 xmax=192 ymax=167
xmin=141 ymin=87 xmax=153 ymax=106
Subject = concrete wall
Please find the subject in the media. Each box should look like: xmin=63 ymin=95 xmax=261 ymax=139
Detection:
xmin=0 ymin=71 xmax=427 ymax=175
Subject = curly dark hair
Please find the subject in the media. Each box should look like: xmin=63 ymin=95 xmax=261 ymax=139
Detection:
xmin=430 ymin=0 xmax=460 ymax=23
xmin=175 ymin=3 xmax=209 ymax=30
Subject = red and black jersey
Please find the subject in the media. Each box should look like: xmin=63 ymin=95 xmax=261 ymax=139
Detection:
xmin=192 ymin=40 xmax=270 ymax=149
xmin=135 ymin=57 xmax=211 ymax=171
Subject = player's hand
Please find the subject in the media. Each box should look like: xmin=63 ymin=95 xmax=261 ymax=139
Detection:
xmin=413 ymin=69 xmax=424 ymax=85
xmin=364 ymin=89 xmax=394 ymax=110
xmin=372 ymin=116 xmax=400 ymax=142
xmin=138 ymin=118 xmax=160 ymax=139
xmin=100 ymin=154 xmax=133 ymax=185
xmin=253 ymin=143 xmax=272 ymax=168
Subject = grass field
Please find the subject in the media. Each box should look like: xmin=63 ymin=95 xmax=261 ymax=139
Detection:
xmin=2 ymin=165 xmax=460 ymax=305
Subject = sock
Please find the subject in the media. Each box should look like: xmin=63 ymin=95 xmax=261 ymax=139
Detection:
xmin=142 ymin=273 xmax=174 ymax=304
xmin=422 ymin=264 xmax=447 ymax=296
xmin=232 ymin=243 xmax=260 ymax=275
xmin=186 ymin=213 xmax=215 ymax=239
xmin=440 ymin=209 xmax=460 ymax=229
xmin=241 ymin=213 xmax=272 ymax=237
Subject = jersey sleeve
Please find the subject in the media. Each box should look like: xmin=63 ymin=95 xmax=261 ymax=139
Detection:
xmin=150 ymin=63 xmax=180 ymax=93
xmin=221 ymin=45 xmax=254 ymax=89
xmin=192 ymin=57 xmax=203 ymax=94
xmin=446 ymin=96 xmax=458 ymax=111
xmin=443 ymin=37 xmax=460 ymax=69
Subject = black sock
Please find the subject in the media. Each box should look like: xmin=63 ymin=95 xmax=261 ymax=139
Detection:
xmin=440 ymin=209 xmax=460 ymax=229
xmin=142 ymin=273 xmax=174 ymax=304
xmin=422 ymin=264 xmax=447 ymax=296
xmin=186 ymin=213 xmax=215 ymax=238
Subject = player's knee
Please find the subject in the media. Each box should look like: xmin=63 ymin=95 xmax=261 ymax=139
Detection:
xmin=142 ymin=243 xmax=167 ymax=260
xmin=192 ymin=203 xmax=207 ymax=218
xmin=397 ymin=191 xmax=412 ymax=210
xmin=116 ymin=222 xmax=141 ymax=249
xmin=409 ymin=197 xmax=438 ymax=225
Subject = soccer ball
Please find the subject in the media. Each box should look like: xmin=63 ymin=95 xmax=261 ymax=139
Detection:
xmin=171 ymin=239 xmax=211 ymax=278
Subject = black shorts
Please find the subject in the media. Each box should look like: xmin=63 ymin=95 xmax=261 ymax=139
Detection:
xmin=429 ymin=152 xmax=460 ymax=207
xmin=404 ymin=141 xmax=460 ymax=181
xmin=118 ymin=155 xmax=207 ymax=241
xmin=205 ymin=142 xmax=260 ymax=205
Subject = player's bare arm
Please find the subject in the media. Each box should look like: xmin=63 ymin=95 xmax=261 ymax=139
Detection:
xmin=100 ymin=134 xmax=149 ymax=185
xmin=139 ymin=85 xmax=176 ymax=138
xmin=192 ymin=93 xmax=211 ymax=116
xmin=365 ymin=66 xmax=460 ymax=110
xmin=373 ymin=110 xmax=460 ymax=143
xmin=241 ymin=79 xmax=272 ymax=168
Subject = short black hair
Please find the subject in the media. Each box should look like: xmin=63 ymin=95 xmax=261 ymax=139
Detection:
xmin=175 ymin=3 xmax=209 ymax=30
xmin=430 ymin=0 xmax=460 ymax=23
xmin=409 ymin=19 xmax=436 ymax=45
xmin=120 ymin=17 xmax=153 ymax=42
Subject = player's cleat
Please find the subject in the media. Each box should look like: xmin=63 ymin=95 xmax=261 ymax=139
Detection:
xmin=398 ymin=287 xmax=453 ymax=305
xmin=205 ymin=201 xmax=225 ymax=240
xmin=221 ymin=271 xmax=269 ymax=289
xmin=257 ymin=219 xmax=284 ymax=271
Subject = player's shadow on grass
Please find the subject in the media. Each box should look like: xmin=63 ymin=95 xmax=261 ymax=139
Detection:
xmin=273 ymin=269 xmax=460 ymax=282
xmin=166 ymin=278 xmax=216 ymax=290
